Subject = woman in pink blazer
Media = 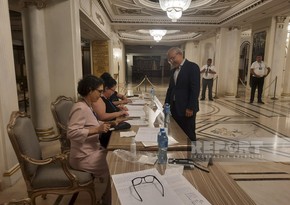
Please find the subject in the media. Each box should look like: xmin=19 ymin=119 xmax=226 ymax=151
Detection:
xmin=67 ymin=75 xmax=111 ymax=204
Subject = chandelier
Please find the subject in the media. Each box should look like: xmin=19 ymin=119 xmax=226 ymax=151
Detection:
xmin=149 ymin=30 xmax=167 ymax=42
xmin=159 ymin=0 xmax=191 ymax=22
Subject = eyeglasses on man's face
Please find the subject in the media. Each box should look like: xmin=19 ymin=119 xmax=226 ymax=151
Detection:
xmin=168 ymin=52 xmax=178 ymax=64
xmin=131 ymin=175 xmax=164 ymax=202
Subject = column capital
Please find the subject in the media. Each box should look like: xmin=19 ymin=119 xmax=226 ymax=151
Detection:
xmin=193 ymin=41 xmax=199 ymax=46
xmin=23 ymin=0 xmax=49 ymax=9
xmin=228 ymin=26 xmax=241 ymax=31
xmin=276 ymin=16 xmax=287 ymax=23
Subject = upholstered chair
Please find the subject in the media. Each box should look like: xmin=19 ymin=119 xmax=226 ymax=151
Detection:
xmin=7 ymin=111 xmax=96 ymax=205
xmin=51 ymin=96 xmax=74 ymax=153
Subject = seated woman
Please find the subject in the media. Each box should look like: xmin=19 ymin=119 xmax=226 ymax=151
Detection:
xmin=93 ymin=74 xmax=128 ymax=121
xmin=92 ymin=74 xmax=129 ymax=148
xmin=67 ymin=75 xmax=111 ymax=205
xmin=100 ymin=72 xmax=132 ymax=106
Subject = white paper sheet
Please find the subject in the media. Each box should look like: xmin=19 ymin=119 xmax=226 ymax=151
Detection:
xmin=112 ymin=168 xmax=212 ymax=205
xmin=141 ymin=136 xmax=178 ymax=147
xmin=163 ymin=173 xmax=212 ymax=205
xmin=126 ymin=119 xmax=148 ymax=126
xmin=134 ymin=127 xmax=160 ymax=142
xmin=127 ymin=110 xmax=145 ymax=118
xmin=129 ymin=99 xmax=147 ymax=105
xmin=112 ymin=168 xmax=183 ymax=205
xmin=126 ymin=105 xmax=144 ymax=111
xmin=120 ymin=131 xmax=136 ymax=138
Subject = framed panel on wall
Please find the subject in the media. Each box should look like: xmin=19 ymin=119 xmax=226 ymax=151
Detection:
xmin=252 ymin=31 xmax=266 ymax=62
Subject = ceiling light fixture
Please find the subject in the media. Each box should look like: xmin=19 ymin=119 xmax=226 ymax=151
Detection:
xmin=159 ymin=0 xmax=191 ymax=22
xmin=149 ymin=29 xmax=167 ymax=42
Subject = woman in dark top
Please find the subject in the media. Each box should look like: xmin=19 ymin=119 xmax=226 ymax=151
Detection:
xmin=92 ymin=74 xmax=128 ymax=147
xmin=93 ymin=75 xmax=128 ymax=121
xmin=101 ymin=72 xmax=132 ymax=106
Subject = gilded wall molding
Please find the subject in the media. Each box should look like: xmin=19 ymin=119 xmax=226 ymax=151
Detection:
xmin=23 ymin=0 xmax=49 ymax=9
xmin=3 ymin=164 xmax=20 ymax=177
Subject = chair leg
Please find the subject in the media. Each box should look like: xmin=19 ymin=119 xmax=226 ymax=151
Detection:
xmin=53 ymin=195 xmax=64 ymax=205
xmin=68 ymin=193 xmax=79 ymax=205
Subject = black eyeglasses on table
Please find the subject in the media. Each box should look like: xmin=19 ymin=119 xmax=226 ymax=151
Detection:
xmin=131 ymin=175 xmax=164 ymax=202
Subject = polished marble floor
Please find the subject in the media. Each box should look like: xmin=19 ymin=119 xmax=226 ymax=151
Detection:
xmin=1 ymin=77 xmax=290 ymax=204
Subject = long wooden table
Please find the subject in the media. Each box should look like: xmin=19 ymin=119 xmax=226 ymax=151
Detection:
xmin=107 ymin=151 xmax=256 ymax=205
xmin=107 ymin=116 xmax=191 ymax=151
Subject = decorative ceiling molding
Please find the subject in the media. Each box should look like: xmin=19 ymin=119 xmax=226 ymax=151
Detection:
xmin=23 ymin=0 xmax=49 ymax=9
xmin=95 ymin=0 xmax=290 ymax=45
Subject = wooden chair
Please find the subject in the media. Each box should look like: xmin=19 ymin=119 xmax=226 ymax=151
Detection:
xmin=7 ymin=111 xmax=96 ymax=205
xmin=51 ymin=96 xmax=74 ymax=153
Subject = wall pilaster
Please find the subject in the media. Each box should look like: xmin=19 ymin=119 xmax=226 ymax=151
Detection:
xmin=0 ymin=0 xmax=22 ymax=189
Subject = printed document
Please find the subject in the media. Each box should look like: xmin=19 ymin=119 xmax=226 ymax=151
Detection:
xmin=112 ymin=168 xmax=212 ymax=205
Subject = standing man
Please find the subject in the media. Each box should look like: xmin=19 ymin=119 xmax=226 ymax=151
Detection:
xmin=165 ymin=47 xmax=200 ymax=141
xmin=250 ymin=55 xmax=271 ymax=104
xmin=200 ymin=58 xmax=216 ymax=101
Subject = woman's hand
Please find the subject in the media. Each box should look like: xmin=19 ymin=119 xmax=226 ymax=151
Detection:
xmin=119 ymin=110 xmax=129 ymax=117
xmin=123 ymin=98 xmax=132 ymax=103
xmin=118 ymin=105 xmax=128 ymax=111
xmin=97 ymin=123 xmax=111 ymax=133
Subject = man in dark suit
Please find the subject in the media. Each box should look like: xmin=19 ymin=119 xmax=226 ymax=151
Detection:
xmin=165 ymin=47 xmax=200 ymax=141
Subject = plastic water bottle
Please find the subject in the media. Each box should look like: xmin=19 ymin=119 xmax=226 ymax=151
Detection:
xmin=157 ymin=128 xmax=168 ymax=164
xmin=164 ymin=103 xmax=171 ymax=128
xmin=130 ymin=138 xmax=136 ymax=158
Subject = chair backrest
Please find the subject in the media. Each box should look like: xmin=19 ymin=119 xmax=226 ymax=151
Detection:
xmin=51 ymin=96 xmax=74 ymax=152
xmin=7 ymin=111 xmax=42 ymax=180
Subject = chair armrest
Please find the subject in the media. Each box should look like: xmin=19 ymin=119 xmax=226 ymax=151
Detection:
xmin=21 ymin=153 xmax=81 ymax=186
xmin=21 ymin=154 xmax=56 ymax=165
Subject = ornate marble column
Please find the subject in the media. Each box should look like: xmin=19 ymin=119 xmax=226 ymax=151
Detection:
xmin=224 ymin=27 xmax=241 ymax=97
xmin=268 ymin=16 xmax=288 ymax=98
xmin=0 ymin=0 xmax=21 ymax=188
xmin=185 ymin=40 xmax=199 ymax=65
xmin=281 ymin=19 xmax=290 ymax=97
xmin=214 ymin=28 xmax=228 ymax=96
xmin=22 ymin=1 xmax=55 ymax=138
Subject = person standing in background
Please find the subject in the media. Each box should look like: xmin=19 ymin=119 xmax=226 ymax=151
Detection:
xmin=250 ymin=55 xmax=271 ymax=104
xmin=164 ymin=47 xmax=200 ymax=141
xmin=200 ymin=58 xmax=216 ymax=101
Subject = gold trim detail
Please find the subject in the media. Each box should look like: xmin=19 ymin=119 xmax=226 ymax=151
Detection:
xmin=3 ymin=163 xmax=20 ymax=177
xmin=23 ymin=0 xmax=49 ymax=9
xmin=36 ymin=127 xmax=55 ymax=137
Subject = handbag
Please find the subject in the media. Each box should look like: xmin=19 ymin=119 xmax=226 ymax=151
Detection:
xmin=112 ymin=121 xmax=131 ymax=131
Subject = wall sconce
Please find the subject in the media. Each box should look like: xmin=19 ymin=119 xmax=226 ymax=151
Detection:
xmin=113 ymin=48 xmax=122 ymax=92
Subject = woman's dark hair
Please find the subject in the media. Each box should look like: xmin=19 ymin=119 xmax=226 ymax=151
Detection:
xmin=100 ymin=72 xmax=112 ymax=80
xmin=100 ymin=72 xmax=117 ymax=89
xmin=77 ymin=75 xmax=103 ymax=97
